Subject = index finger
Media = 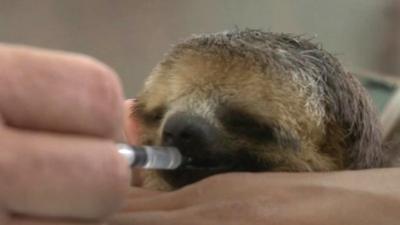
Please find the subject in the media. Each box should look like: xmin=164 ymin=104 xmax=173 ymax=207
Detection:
xmin=0 ymin=44 xmax=123 ymax=138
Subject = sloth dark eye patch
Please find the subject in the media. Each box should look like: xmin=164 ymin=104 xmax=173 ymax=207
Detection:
xmin=218 ymin=107 xmax=276 ymax=143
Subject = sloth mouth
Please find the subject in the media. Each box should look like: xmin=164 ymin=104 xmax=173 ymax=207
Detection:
xmin=159 ymin=155 xmax=236 ymax=188
xmin=180 ymin=156 xmax=235 ymax=171
xmin=159 ymin=151 xmax=267 ymax=188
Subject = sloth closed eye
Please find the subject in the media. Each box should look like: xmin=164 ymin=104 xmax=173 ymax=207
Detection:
xmin=135 ymin=104 xmax=166 ymax=125
xmin=219 ymin=108 xmax=276 ymax=143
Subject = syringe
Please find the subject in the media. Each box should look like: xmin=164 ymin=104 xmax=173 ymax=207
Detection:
xmin=117 ymin=143 xmax=182 ymax=169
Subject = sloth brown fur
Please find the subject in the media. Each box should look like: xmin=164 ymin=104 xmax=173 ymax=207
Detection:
xmin=133 ymin=29 xmax=386 ymax=190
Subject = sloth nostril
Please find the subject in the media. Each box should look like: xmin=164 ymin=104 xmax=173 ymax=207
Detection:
xmin=162 ymin=129 xmax=196 ymax=146
xmin=180 ymin=130 xmax=193 ymax=142
xmin=162 ymin=131 xmax=175 ymax=146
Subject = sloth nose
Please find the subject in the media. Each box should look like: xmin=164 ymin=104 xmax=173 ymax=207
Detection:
xmin=162 ymin=113 xmax=216 ymax=157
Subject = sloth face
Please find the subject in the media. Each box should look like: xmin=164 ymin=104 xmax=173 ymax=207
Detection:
xmin=135 ymin=52 xmax=337 ymax=189
xmin=134 ymin=30 xmax=384 ymax=190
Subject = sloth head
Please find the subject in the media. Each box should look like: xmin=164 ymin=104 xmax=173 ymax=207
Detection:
xmin=133 ymin=29 xmax=385 ymax=189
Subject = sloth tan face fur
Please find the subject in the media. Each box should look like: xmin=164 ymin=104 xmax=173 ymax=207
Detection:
xmin=133 ymin=29 xmax=386 ymax=190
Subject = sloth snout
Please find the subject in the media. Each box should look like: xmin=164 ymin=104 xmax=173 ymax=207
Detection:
xmin=161 ymin=112 xmax=217 ymax=158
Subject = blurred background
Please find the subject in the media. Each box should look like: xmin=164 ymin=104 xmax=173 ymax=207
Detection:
xmin=1 ymin=0 xmax=398 ymax=96
xmin=1 ymin=0 xmax=399 ymax=144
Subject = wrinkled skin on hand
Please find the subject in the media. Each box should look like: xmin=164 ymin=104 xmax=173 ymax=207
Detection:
xmin=112 ymin=169 xmax=400 ymax=225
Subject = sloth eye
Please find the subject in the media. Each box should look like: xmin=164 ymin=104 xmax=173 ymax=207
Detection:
xmin=220 ymin=109 xmax=275 ymax=142
xmin=146 ymin=107 xmax=166 ymax=123
xmin=147 ymin=109 xmax=165 ymax=122
xmin=134 ymin=104 xmax=166 ymax=125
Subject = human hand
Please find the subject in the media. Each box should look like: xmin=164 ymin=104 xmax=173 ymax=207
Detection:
xmin=0 ymin=44 xmax=131 ymax=224
xmin=111 ymin=169 xmax=400 ymax=225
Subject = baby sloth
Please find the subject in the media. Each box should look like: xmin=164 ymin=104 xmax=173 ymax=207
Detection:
xmin=134 ymin=29 xmax=386 ymax=190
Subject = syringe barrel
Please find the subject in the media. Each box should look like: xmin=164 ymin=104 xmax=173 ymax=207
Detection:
xmin=117 ymin=144 xmax=182 ymax=170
